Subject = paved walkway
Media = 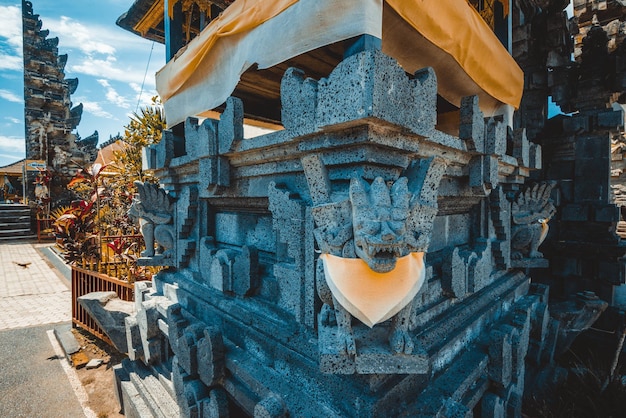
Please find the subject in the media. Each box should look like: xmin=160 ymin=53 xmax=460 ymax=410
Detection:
xmin=0 ymin=241 xmax=71 ymax=330
xmin=0 ymin=241 xmax=93 ymax=417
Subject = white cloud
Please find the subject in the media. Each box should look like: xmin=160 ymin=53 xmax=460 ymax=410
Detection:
xmin=80 ymin=101 xmax=116 ymax=119
xmin=4 ymin=117 xmax=21 ymax=124
xmin=70 ymin=56 xmax=155 ymax=87
xmin=0 ymin=55 xmax=23 ymax=71
xmin=0 ymin=135 xmax=25 ymax=153
xmin=51 ymin=16 xmax=117 ymax=56
xmin=0 ymin=5 xmax=24 ymax=71
xmin=0 ymin=6 xmax=23 ymax=50
xmin=47 ymin=16 xmax=152 ymax=54
xmin=0 ymin=89 xmax=23 ymax=103
xmin=41 ymin=15 xmax=162 ymax=88
xmin=97 ymin=79 xmax=131 ymax=109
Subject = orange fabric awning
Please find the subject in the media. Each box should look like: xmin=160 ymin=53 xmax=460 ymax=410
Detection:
xmin=156 ymin=0 xmax=523 ymax=126
xmin=158 ymin=0 xmax=298 ymax=103
xmin=385 ymin=0 xmax=522 ymax=109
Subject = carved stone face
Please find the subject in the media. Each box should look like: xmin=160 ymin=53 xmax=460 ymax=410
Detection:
xmin=350 ymin=177 xmax=411 ymax=273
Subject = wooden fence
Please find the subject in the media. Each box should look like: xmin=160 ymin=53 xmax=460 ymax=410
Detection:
xmin=71 ymin=265 xmax=135 ymax=345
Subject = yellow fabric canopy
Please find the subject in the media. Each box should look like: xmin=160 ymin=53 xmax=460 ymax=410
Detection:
xmin=159 ymin=0 xmax=298 ymax=102
xmin=385 ymin=0 xmax=522 ymax=109
xmin=156 ymin=0 xmax=523 ymax=126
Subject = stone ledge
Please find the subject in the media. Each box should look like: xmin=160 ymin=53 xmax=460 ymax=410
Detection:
xmin=319 ymin=323 xmax=429 ymax=374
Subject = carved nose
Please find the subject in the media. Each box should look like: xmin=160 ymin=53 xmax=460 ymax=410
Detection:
xmin=381 ymin=222 xmax=395 ymax=242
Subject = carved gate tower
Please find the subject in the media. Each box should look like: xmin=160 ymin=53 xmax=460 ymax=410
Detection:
xmin=77 ymin=0 xmax=626 ymax=416
xmin=22 ymin=1 xmax=98 ymax=203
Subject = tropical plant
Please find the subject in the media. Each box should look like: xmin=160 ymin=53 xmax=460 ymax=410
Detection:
xmin=55 ymin=98 xmax=165 ymax=279
xmin=53 ymin=200 xmax=100 ymax=265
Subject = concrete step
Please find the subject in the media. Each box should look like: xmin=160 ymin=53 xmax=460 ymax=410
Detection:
xmin=0 ymin=204 xmax=34 ymax=240
xmin=0 ymin=228 xmax=33 ymax=236
xmin=0 ymin=222 xmax=31 ymax=229
xmin=117 ymin=359 xmax=179 ymax=418
xmin=0 ymin=216 xmax=31 ymax=224
xmin=0 ymin=234 xmax=37 ymax=241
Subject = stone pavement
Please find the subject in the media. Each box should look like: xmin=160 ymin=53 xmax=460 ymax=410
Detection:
xmin=0 ymin=241 xmax=71 ymax=330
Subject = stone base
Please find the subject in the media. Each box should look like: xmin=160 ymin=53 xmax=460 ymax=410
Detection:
xmin=114 ymin=358 xmax=179 ymax=418
xmin=319 ymin=322 xmax=429 ymax=374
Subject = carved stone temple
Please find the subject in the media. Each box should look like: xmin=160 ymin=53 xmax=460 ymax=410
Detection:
xmin=22 ymin=1 xmax=98 ymax=202
xmin=78 ymin=0 xmax=626 ymax=416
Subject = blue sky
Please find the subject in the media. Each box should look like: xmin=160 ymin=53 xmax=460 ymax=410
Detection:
xmin=0 ymin=0 xmax=165 ymax=167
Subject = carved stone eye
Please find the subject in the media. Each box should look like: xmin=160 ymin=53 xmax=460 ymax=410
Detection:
xmin=388 ymin=221 xmax=405 ymax=235
xmin=360 ymin=221 xmax=380 ymax=235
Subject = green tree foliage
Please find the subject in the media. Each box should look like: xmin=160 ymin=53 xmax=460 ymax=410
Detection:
xmin=114 ymin=97 xmax=166 ymax=185
xmin=103 ymin=97 xmax=166 ymax=235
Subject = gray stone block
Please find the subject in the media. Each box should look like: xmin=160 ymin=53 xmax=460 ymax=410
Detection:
xmin=125 ymin=316 xmax=144 ymax=362
xmin=177 ymin=323 xmax=205 ymax=377
xmin=281 ymin=67 xmax=319 ymax=137
xmin=597 ymin=108 xmax=624 ymax=130
xmin=78 ymin=291 xmax=134 ymax=353
xmin=459 ymin=95 xmax=485 ymax=153
xmin=485 ymin=117 xmax=507 ymax=156
xmin=315 ymin=50 xmax=436 ymax=136
xmin=487 ymin=329 xmax=513 ymax=388
xmin=594 ymin=204 xmax=620 ymax=222
xmin=233 ymin=246 xmax=259 ymax=297
xmin=197 ymin=327 xmax=224 ymax=388
xmin=201 ymin=389 xmax=229 ymax=418
xmin=318 ymin=323 xmax=429 ymax=374
xmin=218 ymin=97 xmax=243 ymax=154
xmin=442 ymin=247 xmax=469 ymax=298
xmin=563 ymin=114 xmax=590 ymax=133
xmin=254 ymin=393 xmax=288 ymax=418
xmin=481 ymin=393 xmax=505 ymax=418
xmin=184 ymin=117 xmax=217 ymax=159
xmin=529 ymin=143 xmax=542 ymax=170
xmin=53 ymin=324 xmax=80 ymax=356
xmin=469 ymin=156 xmax=498 ymax=195
xmin=512 ymin=128 xmax=530 ymax=167
xmin=172 ymin=356 xmax=209 ymax=418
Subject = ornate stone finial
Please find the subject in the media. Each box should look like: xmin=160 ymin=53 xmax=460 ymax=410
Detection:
xmin=511 ymin=181 xmax=557 ymax=261
xmin=128 ymin=181 xmax=175 ymax=259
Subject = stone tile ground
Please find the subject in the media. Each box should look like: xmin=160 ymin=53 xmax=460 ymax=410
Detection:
xmin=0 ymin=241 xmax=71 ymax=330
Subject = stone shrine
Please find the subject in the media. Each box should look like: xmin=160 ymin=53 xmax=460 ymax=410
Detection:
xmin=77 ymin=0 xmax=626 ymax=416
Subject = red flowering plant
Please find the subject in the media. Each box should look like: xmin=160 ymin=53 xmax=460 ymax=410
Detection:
xmin=53 ymin=200 xmax=99 ymax=265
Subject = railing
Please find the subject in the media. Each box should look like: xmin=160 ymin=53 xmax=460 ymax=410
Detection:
xmin=78 ymin=234 xmax=155 ymax=282
xmin=71 ymin=265 xmax=136 ymax=345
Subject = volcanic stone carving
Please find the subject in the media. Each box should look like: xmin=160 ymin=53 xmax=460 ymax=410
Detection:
xmin=304 ymin=155 xmax=446 ymax=356
xmin=129 ymin=181 xmax=176 ymax=259
xmin=511 ymin=181 xmax=557 ymax=260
